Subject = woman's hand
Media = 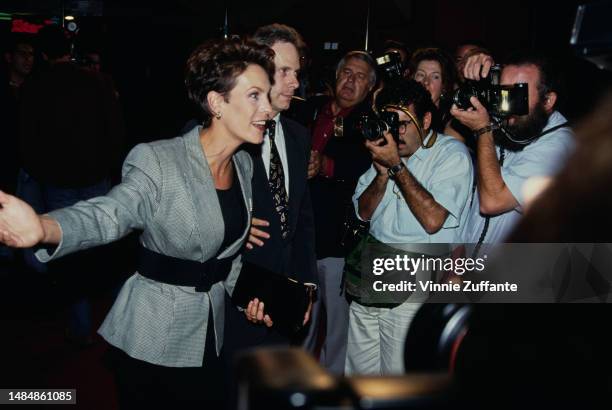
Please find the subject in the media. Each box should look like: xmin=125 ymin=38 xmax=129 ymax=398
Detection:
xmin=244 ymin=298 xmax=273 ymax=327
xmin=302 ymin=298 xmax=313 ymax=326
xmin=302 ymin=283 xmax=317 ymax=326
xmin=0 ymin=191 xmax=45 ymax=248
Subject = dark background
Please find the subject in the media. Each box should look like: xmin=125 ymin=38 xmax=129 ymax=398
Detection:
xmin=2 ymin=0 xmax=610 ymax=145
xmin=2 ymin=2 xmax=612 ymax=408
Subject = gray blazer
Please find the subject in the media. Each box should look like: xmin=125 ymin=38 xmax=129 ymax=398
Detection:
xmin=35 ymin=126 xmax=253 ymax=367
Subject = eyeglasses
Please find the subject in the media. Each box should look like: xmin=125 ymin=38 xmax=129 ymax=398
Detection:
xmin=398 ymin=119 xmax=413 ymax=134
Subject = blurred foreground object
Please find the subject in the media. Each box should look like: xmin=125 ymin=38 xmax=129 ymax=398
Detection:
xmin=235 ymin=347 xmax=453 ymax=410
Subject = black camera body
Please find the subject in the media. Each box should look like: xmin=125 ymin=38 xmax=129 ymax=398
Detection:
xmin=375 ymin=51 xmax=405 ymax=83
xmin=453 ymin=65 xmax=529 ymax=117
xmin=356 ymin=110 xmax=401 ymax=142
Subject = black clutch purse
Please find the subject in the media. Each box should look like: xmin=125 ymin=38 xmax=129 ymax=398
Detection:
xmin=232 ymin=261 xmax=314 ymax=335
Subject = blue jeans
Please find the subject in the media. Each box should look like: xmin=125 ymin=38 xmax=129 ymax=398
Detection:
xmin=17 ymin=170 xmax=111 ymax=338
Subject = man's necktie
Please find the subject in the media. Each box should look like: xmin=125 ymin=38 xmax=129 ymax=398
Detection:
xmin=267 ymin=121 xmax=289 ymax=239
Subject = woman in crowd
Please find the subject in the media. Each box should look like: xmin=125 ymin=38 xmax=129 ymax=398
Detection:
xmin=409 ymin=47 xmax=464 ymax=142
xmin=0 ymin=38 xmax=274 ymax=407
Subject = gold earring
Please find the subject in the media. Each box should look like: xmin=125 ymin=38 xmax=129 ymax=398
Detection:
xmin=215 ymin=112 xmax=222 ymax=119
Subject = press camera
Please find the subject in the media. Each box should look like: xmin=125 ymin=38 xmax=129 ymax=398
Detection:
xmin=355 ymin=110 xmax=401 ymax=143
xmin=375 ymin=50 xmax=405 ymax=83
xmin=453 ymin=64 xmax=528 ymax=117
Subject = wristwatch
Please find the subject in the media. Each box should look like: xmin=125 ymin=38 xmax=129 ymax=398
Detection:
xmin=474 ymin=122 xmax=499 ymax=137
xmin=387 ymin=161 xmax=406 ymax=179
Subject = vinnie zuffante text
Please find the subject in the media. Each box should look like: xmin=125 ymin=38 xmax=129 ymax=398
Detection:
xmin=370 ymin=254 xmax=518 ymax=293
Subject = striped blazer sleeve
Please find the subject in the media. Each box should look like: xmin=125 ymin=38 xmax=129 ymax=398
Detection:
xmin=35 ymin=143 xmax=162 ymax=262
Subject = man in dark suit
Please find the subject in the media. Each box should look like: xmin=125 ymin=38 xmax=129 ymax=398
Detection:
xmin=224 ymin=24 xmax=317 ymax=353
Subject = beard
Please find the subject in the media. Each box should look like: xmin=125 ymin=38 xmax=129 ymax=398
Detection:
xmin=493 ymin=102 xmax=549 ymax=152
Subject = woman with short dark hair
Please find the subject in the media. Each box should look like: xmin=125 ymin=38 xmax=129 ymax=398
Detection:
xmin=409 ymin=47 xmax=465 ymax=142
xmin=0 ymin=38 xmax=275 ymax=407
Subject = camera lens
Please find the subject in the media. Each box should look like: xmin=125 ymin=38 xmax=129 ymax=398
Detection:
xmin=354 ymin=112 xmax=383 ymax=141
xmin=360 ymin=120 xmax=385 ymax=141
xmin=453 ymin=85 xmax=479 ymax=110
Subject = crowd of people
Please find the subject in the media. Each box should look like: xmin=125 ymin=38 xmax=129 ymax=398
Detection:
xmin=1 ymin=19 xmax=606 ymax=408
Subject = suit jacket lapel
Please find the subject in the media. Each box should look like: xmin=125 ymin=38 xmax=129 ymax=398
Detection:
xmin=252 ymin=151 xmax=269 ymax=194
xmin=281 ymin=117 xmax=305 ymax=231
xmin=183 ymin=127 xmax=225 ymax=260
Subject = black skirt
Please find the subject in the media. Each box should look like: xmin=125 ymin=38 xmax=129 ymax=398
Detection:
xmin=105 ymin=308 xmax=225 ymax=409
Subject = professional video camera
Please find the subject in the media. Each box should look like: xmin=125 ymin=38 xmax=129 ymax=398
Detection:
xmin=453 ymin=64 xmax=528 ymax=118
xmin=355 ymin=110 xmax=401 ymax=143
xmin=375 ymin=50 xmax=405 ymax=83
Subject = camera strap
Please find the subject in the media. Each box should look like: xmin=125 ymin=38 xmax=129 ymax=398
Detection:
xmin=537 ymin=122 xmax=570 ymax=139
xmin=496 ymin=116 xmax=570 ymax=146
xmin=422 ymin=130 xmax=438 ymax=149
xmin=383 ymin=104 xmax=437 ymax=149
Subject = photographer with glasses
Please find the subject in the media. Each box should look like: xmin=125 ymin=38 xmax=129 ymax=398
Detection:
xmin=346 ymin=79 xmax=473 ymax=375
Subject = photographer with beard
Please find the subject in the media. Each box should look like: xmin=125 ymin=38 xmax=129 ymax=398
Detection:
xmin=451 ymin=51 xmax=574 ymax=254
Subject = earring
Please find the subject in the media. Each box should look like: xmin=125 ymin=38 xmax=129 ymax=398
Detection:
xmin=215 ymin=112 xmax=222 ymax=119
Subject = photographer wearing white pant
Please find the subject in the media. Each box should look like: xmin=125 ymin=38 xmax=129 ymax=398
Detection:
xmin=346 ymin=80 xmax=473 ymax=375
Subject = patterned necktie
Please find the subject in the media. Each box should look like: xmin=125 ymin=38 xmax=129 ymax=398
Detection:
xmin=267 ymin=121 xmax=289 ymax=239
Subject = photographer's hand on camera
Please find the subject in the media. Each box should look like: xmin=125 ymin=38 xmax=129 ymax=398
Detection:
xmin=463 ymin=52 xmax=495 ymax=80
xmin=364 ymin=131 xmax=402 ymax=169
xmin=372 ymin=160 xmax=390 ymax=180
xmin=450 ymin=96 xmax=492 ymax=133
xmin=357 ymin=131 xmax=398 ymax=221
xmin=452 ymin=98 xmax=518 ymax=215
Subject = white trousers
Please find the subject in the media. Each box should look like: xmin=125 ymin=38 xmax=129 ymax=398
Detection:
xmin=345 ymin=301 xmax=422 ymax=375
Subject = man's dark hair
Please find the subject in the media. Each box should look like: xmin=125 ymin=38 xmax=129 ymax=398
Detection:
xmin=375 ymin=79 xmax=437 ymax=123
xmin=252 ymin=23 xmax=306 ymax=58
xmin=4 ymin=33 xmax=34 ymax=55
xmin=503 ymin=50 xmax=562 ymax=102
xmin=185 ymin=38 xmax=275 ymax=127
xmin=408 ymin=47 xmax=457 ymax=98
xmin=36 ymin=25 xmax=70 ymax=60
xmin=455 ymin=40 xmax=488 ymax=52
